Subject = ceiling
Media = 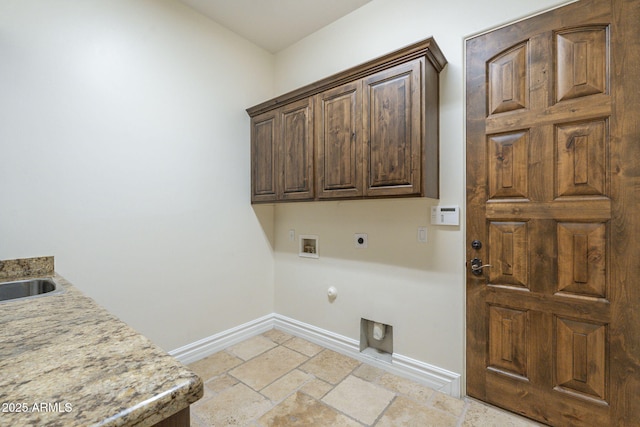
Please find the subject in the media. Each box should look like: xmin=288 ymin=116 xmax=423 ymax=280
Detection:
xmin=178 ymin=0 xmax=372 ymax=53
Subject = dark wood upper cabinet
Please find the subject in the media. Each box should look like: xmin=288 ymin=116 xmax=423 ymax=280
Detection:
xmin=280 ymin=98 xmax=314 ymax=201
xmin=316 ymin=81 xmax=363 ymax=199
xmin=250 ymin=110 xmax=278 ymax=202
xmin=250 ymin=98 xmax=314 ymax=202
xmin=248 ymin=37 xmax=446 ymax=203
xmin=363 ymin=59 xmax=422 ymax=197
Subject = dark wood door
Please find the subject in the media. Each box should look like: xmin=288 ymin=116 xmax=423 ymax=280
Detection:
xmin=280 ymin=98 xmax=314 ymax=201
xmin=363 ymin=59 xmax=422 ymax=197
xmin=250 ymin=110 xmax=278 ymax=203
xmin=466 ymin=0 xmax=640 ymax=425
xmin=315 ymin=81 xmax=363 ymax=199
xmin=251 ymin=99 xmax=314 ymax=202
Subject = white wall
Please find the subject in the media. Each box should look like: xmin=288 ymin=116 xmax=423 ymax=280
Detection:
xmin=0 ymin=0 xmax=276 ymax=350
xmin=272 ymin=0 xmax=572 ymax=376
xmin=0 ymin=0 xmax=577 ymax=382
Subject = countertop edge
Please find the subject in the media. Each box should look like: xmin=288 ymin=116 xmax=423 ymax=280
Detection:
xmin=0 ymin=266 xmax=204 ymax=427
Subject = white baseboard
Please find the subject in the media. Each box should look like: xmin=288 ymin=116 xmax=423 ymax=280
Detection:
xmin=273 ymin=314 xmax=461 ymax=397
xmin=168 ymin=314 xmax=275 ymax=365
xmin=169 ymin=313 xmax=461 ymax=398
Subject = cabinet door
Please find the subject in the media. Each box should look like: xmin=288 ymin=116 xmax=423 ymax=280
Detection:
xmin=280 ymin=98 xmax=314 ymax=201
xmin=250 ymin=110 xmax=278 ymax=202
xmin=316 ymin=81 xmax=363 ymax=199
xmin=363 ymin=59 xmax=422 ymax=197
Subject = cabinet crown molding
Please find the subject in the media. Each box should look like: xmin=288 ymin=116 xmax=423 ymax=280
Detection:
xmin=247 ymin=37 xmax=446 ymax=117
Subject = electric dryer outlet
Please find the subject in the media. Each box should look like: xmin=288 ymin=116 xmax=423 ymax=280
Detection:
xmin=354 ymin=233 xmax=368 ymax=248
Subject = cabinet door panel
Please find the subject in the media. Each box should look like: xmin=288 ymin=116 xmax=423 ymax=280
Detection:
xmin=316 ymin=81 xmax=362 ymax=198
xmin=251 ymin=111 xmax=278 ymax=202
xmin=363 ymin=59 xmax=422 ymax=196
xmin=280 ymin=99 xmax=314 ymax=200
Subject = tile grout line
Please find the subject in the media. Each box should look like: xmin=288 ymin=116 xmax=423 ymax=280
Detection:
xmin=227 ymin=337 xmax=356 ymax=426
xmin=191 ymin=330 xmax=542 ymax=427
xmin=237 ymin=342 xmax=313 ymax=423
xmin=310 ymin=387 xmax=368 ymax=426
xmin=357 ymin=365 xmax=464 ymax=422
xmin=320 ymin=358 xmax=372 ymax=426
xmin=370 ymin=394 xmax=399 ymax=426
xmin=264 ymin=352 xmax=363 ymax=425
xmin=263 ymin=337 xmax=370 ymax=425
xmin=193 ymin=338 xmax=307 ymax=424
xmin=195 ymin=332 xmax=450 ymax=426
xmin=456 ymin=398 xmax=473 ymax=427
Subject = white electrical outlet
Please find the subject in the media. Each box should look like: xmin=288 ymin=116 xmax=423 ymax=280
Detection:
xmin=289 ymin=229 xmax=295 ymax=242
xmin=417 ymin=227 xmax=427 ymax=243
xmin=354 ymin=233 xmax=368 ymax=248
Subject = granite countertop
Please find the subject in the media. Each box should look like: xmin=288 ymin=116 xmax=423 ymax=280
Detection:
xmin=0 ymin=257 xmax=203 ymax=427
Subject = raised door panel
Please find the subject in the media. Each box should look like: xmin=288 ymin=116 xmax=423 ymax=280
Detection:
xmin=363 ymin=59 xmax=422 ymax=197
xmin=280 ymin=99 xmax=314 ymax=201
xmin=557 ymin=222 xmax=607 ymax=299
xmin=488 ymin=131 xmax=529 ymax=199
xmin=488 ymin=221 xmax=529 ymax=288
xmin=316 ymin=81 xmax=363 ymax=199
xmin=555 ymin=316 xmax=607 ymax=402
xmin=556 ymin=119 xmax=608 ymax=198
xmin=556 ymin=26 xmax=608 ymax=103
xmin=488 ymin=42 xmax=529 ymax=115
xmin=251 ymin=110 xmax=278 ymax=202
xmin=488 ymin=305 xmax=529 ymax=379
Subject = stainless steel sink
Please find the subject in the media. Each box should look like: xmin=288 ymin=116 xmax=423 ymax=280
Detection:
xmin=0 ymin=278 xmax=64 ymax=303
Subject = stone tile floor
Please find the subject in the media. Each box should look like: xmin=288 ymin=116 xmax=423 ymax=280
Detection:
xmin=188 ymin=329 xmax=543 ymax=426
